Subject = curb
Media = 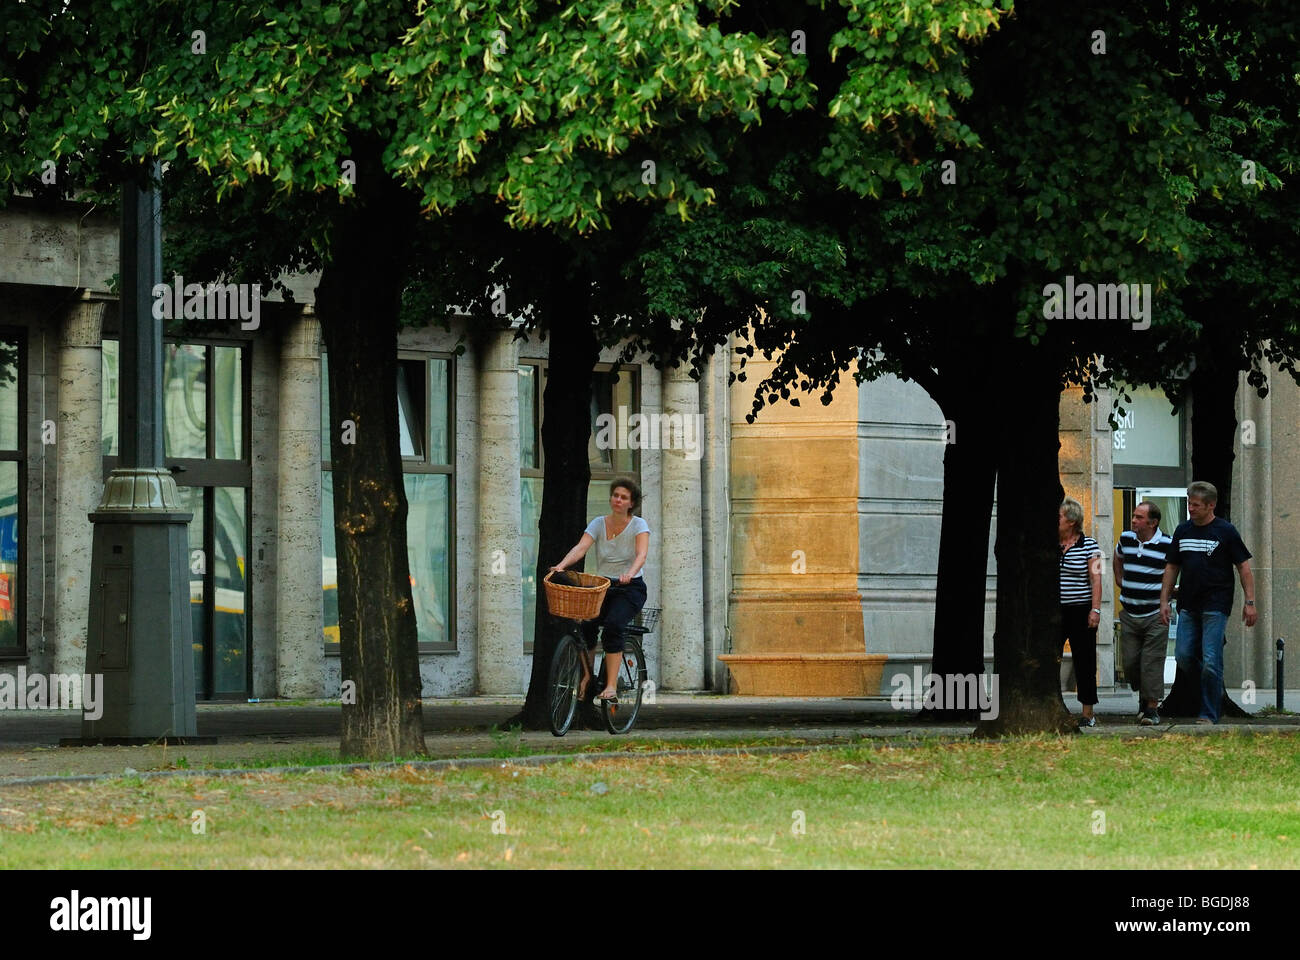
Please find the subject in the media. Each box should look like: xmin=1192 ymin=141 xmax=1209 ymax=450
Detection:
xmin=0 ymin=738 xmax=961 ymax=789
xmin=3 ymin=724 xmax=1297 ymax=789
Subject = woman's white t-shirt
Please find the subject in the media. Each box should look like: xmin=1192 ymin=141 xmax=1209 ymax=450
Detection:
xmin=584 ymin=515 xmax=650 ymax=580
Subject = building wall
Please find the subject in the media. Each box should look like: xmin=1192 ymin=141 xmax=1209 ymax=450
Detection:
xmin=0 ymin=293 xmax=66 ymax=679
xmin=2 ymin=199 xmax=1296 ymax=703
xmin=699 ymin=342 xmax=732 ymax=691
xmin=0 ymin=201 xmax=716 ymax=700
xmin=1229 ymin=365 xmax=1299 ymax=691
xmin=722 ymin=340 xmax=876 ymax=695
xmin=1059 ymin=384 xmax=1116 ymax=685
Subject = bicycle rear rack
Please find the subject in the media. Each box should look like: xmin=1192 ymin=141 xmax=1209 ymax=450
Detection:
xmin=627 ymin=607 xmax=660 ymax=635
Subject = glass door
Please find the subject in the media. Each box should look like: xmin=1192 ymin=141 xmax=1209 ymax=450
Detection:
xmin=103 ymin=338 xmax=252 ymax=699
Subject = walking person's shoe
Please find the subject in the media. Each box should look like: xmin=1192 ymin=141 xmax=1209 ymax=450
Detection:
xmin=1140 ymin=707 xmax=1160 ymax=726
xmin=1078 ymin=715 xmax=1097 ymax=729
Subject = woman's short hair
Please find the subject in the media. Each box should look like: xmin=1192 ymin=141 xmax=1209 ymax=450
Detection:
xmin=1060 ymin=497 xmax=1085 ymax=530
xmin=611 ymin=477 xmax=642 ymax=513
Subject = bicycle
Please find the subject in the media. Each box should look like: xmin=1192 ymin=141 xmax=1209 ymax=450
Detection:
xmin=547 ymin=593 xmax=658 ymax=737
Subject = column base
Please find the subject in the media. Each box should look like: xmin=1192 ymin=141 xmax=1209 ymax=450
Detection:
xmin=718 ymin=653 xmax=888 ymax=696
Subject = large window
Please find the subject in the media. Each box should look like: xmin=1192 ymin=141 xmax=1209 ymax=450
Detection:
xmin=322 ymin=353 xmax=455 ymax=650
xmin=520 ymin=362 xmax=640 ymax=651
xmin=520 ymin=362 xmax=543 ymax=651
xmin=1112 ymin=384 xmax=1186 ymax=488
xmin=0 ymin=333 xmax=23 ymax=654
xmin=586 ymin=366 xmax=639 ymax=520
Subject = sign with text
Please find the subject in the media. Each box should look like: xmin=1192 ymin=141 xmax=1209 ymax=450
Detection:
xmin=1112 ymin=386 xmax=1181 ymax=467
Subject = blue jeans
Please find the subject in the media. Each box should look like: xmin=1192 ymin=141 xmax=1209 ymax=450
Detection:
xmin=1175 ymin=609 xmax=1228 ymax=722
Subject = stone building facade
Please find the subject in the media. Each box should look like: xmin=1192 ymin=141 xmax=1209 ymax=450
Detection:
xmin=0 ymin=199 xmax=725 ymax=699
xmin=0 ymin=198 xmax=1295 ymax=702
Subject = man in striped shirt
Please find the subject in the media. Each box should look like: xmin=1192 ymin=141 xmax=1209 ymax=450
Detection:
xmin=1113 ymin=501 xmax=1173 ymax=725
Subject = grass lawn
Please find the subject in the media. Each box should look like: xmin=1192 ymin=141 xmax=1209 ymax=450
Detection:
xmin=2 ymin=733 xmax=1298 ymax=868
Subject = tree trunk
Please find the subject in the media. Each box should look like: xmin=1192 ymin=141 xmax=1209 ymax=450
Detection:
xmin=316 ymin=144 xmax=427 ymax=758
xmin=1161 ymin=356 xmax=1249 ymax=718
xmin=976 ymin=354 xmax=1074 ymax=736
xmin=516 ymin=303 xmax=601 ymax=730
xmin=922 ymin=406 xmax=997 ymax=720
xmin=1189 ymin=360 xmax=1240 ymax=521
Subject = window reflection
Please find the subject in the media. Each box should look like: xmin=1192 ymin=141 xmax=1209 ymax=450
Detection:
xmin=164 ymin=343 xmax=207 ymax=459
xmin=406 ymin=473 xmax=450 ymax=645
xmin=321 ymin=472 xmax=339 ymax=644
xmin=0 ymin=463 xmax=18 ymax=647
xmin=322 ymin=355 xmax=453 ymax=648
xmin=588 ymin=369 xmax=635 ymax=474
xmin=0 ymin=339 xmax=17 ymax=451
xmin=397 ymin=360 xmax=425 ymax=459
xmin=519 ymin=365 xmax=537 ymax=470
xmin=212 ymin=347 xmax=243 ymax=460
xmin=521 ymin=476 xmax=542 ymax=649
xmin=212 ymin=486 xmax=247 ymax=695
xmin=177 ymin=485 xmax=206 ymax=694
xmin=101 ymin=339 xmax=118 ymax=456
xmin=429 ymin=358 xmax=449 ymax=464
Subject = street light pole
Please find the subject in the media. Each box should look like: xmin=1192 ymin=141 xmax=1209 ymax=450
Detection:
xmin=75 ymin=161 xmax=204 ymax=744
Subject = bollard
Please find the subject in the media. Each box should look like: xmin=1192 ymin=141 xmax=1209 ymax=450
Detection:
xmin=1277 ymin=638 xmax=1285 ymax=712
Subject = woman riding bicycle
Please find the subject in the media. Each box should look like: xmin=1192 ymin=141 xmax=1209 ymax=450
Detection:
xmin=551 ymin=477 xmax=650 ymax=702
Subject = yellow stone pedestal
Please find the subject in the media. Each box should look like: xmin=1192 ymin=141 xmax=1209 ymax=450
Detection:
xmin=724 ymin=335 xmax=872 ymax=695
xmin=719 ymin=653 xmax=887 ymax=696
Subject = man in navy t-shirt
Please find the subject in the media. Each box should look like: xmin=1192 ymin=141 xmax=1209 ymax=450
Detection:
xmin=1160 ymin=481 xmax=1257 ymax=724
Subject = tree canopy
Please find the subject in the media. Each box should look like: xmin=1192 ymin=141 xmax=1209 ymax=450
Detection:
xmin=9 ymin=1 xmax=1295 ymax=738
xmin=2 ymin=0 xmax=1015 ymax=749
xmin=602 ymin=0 xmax=1300 ymax=730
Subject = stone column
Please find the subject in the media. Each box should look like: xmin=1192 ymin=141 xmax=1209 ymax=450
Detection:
xmin=476 ymin=327 xmax=522 ymax=693
xmin=1266 ymin=366 xmax=1300 ymax=698
xmin=699 ymin=341 xmax=731 ymax=691
xmin=659 ymin=361 xmax=705 ymax=689
xmin=53 ymin=298 xmax=105 ymax=681
xmin=250 ymin=322 xmax=280 ymax=696
xmin=1090 ymin=387 xmax=1116 ymax=687
xmin=275 ymin=313 xmax=325 ymax=697
xmin=1058 ymin=385 xmax=1115 ymax=690
xmin=723 ymin=334 xmax=872 ymax=696
xmin=1237 ymin=374 xmax=1272 ymax=689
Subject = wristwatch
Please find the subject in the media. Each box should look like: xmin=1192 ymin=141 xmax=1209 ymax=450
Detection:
xmin=1090 ymin=608 xmax=1101 ymax=614
xmin=1244 ymin=601 xmax=1256 ymax=607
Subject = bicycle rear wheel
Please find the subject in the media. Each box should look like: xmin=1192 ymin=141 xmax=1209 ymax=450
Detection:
xmin=601 ymin=638 xmax=647 ymax=734
xmin=548 ymin=634 xmax=583 ymax=737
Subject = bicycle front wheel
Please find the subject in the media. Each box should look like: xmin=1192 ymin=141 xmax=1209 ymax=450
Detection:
xmin=548 ymin=634 xmax=584 ymax=737
xmin=601 ymin=638 xmax=647 ymax=735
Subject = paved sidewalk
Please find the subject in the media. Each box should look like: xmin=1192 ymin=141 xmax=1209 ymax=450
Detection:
xmin=1 ymin=690 xmax=1296 ymax=782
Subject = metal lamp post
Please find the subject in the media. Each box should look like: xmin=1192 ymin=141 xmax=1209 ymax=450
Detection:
xmin=75 ymin=163 xmax=206 ymax=744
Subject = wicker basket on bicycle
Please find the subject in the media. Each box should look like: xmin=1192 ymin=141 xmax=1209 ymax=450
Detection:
xmin=543 ymin=570 xmax=611 ymax=621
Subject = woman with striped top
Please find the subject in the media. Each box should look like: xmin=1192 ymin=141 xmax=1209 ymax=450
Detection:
xmin=1059 ymin=498 xmax=1103 ymax=728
